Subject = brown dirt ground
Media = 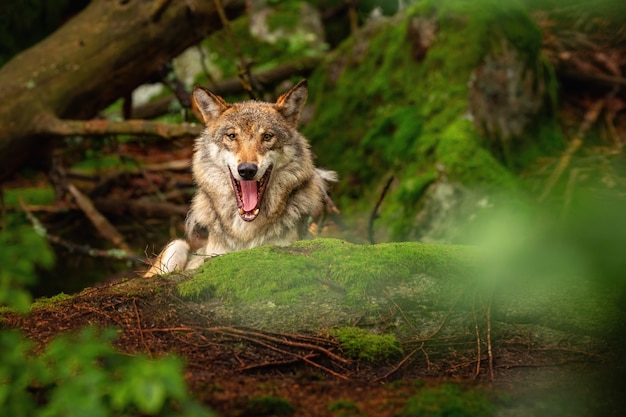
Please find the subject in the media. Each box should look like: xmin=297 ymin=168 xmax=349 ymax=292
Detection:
xmin=2 ymin=276 xmax=612 ymax=417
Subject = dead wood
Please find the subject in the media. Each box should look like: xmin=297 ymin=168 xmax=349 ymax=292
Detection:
xmin=538 ymin=97 xmax=606 ymax=202
xmin=0 ymin=0 xmax=245 ymax=181
xmin=131 ymin=56 xmax=322 ymax=120
xmin=67 ymin=183 xmax=135 ymax=256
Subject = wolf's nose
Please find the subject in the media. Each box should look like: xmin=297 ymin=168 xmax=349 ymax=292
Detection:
xmin=237 ymin=163 xmax=258 ymax=180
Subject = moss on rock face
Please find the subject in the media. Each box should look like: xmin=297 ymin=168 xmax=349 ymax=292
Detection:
xmin=176 ymin=238 xmax=477 ymax=306
xmin=305 ymin=0 xmax=562 ymax=240
xmin=174 ymin=238 xmax=481 ymax=333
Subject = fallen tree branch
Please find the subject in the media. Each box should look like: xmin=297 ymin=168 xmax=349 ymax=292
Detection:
xmin=19 ymin=197 xmax=140 ymax=262
xmin=67 ymin=183 xmax=136 ymax=256
xmin=40 ymin=114 xmax=202 ymax=139
xmin=0 ymin=0 xmax=245 ymax=180
xmin=538 ymin=97 xmax=605 ymax=202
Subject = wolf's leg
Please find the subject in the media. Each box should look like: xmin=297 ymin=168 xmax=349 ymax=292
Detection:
xmin=144 ymin=239 xmax=190 ymax=277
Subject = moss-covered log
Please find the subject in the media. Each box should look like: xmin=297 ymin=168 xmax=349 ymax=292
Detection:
xmin=0 ymin=0 xmax=245 ymax=180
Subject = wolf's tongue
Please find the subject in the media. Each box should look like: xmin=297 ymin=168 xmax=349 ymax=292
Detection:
xmin=240 ymin=180 xmax=258 ymax=212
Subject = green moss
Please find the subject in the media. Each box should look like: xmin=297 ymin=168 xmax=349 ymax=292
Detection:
xmin=176 ymin=238 xmax=477 ymax=306
xmin=3 ymin=186 xmax=56 ymax=207
xmin=330 ymin=326 xmax=403 ymax=363
xmin=436 ymin=119 xmax=518 ymax=188
xmin=29 ymin=293 xmax=72 ymax=310
xmin=306 ymin=0 xmax=557 ymax=239
xmin=399 ymin=383 xmax=495 ymax=417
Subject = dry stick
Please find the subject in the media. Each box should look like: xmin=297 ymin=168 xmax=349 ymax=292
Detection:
xmin=19 ymin=198 xmax=140 ymax=261
xmin=538 ymin=98 xmax=605 ymax=202
xmin=384 ymin=289 xmax=419 ymax=332
xmin=471 ymin=291 xmax=482 ymax=379
xmin=368 ymin=176 xmax=394 ymax=244
xmin=210 ymin=326 xmax=350 ymax=364
xmin=386 ymin=292 xmax=464 ymax=379
xmin=373 ymin=347 xmax=421 ymax=383
xmin=67 ymin=183 xmax=136 ymax=256
xmin=217 ymin=331 xmax=350 ymax=380
xmin=211 ymin=0 xmax=259 ymax=99
xmin=132 ymin=298 xmax=152 ymax=357
xmin=41 ymin=113 xmax=202 ymax=139
xmin=239 ymin=354 xmax=319 ymax=373
xmin=486 ymin=287 xmax=495 ymax=381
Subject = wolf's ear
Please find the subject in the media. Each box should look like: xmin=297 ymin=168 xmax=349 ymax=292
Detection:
xmin=192 ymin=86 xmax=229 ymax=124
xmin=275 ymin=80 xmax=308 ymax=127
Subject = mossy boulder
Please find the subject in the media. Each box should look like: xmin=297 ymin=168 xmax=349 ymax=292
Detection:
xmin=305 ymin=0 xmax=563 ymax=241
xmin=173 ymin=237 xmax=620 ymax=362
xmin=176 ymin=238 xmax=478 ymax=334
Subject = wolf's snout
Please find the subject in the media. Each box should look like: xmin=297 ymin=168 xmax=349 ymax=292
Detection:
xmin=237 ymin=163 xmax=258 ymax=180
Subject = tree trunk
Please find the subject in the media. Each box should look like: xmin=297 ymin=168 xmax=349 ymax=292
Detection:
xmin=0 ymin=0 xmax=245 ymax=181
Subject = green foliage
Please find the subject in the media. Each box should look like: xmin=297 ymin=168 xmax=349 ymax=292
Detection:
xmin=330 ymin=326 xmax=403 ymax=363
xmin=399 ymin=383 xmax=494 ymax=417
xmin=199 ymin=2 xmax=327 ymax=86
xmin=0 ymin=225 xmax=54 ymax=312
xmin=0 ymin=225 xmax=213 ymax=416
xmin=0 ymin=327 xmax=214 ymax=417
xmin=2 ymin=187 xmax=56 ymax=207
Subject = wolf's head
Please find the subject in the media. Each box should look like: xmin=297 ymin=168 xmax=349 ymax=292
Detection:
xmin=191 ymin=80 xmax=310 ymax=222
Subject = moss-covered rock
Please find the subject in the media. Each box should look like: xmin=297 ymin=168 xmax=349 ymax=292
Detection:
xmin=176 ymin=238 xmax=478 ymax=333
xmin=177 ymin=238 xmax=477 ymax=305
xmin=305 ymin=0 xmax=563 ymax=241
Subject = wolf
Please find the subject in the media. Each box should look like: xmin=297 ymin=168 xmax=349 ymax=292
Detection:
xmin=144 ymin=80 xmax=336 ymax=277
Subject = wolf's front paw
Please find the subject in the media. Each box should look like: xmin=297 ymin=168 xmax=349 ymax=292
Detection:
xmin=144 ymin=239 xmax=190 ymax=277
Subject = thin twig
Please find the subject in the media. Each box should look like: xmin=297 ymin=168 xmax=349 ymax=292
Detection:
xmin=215 ymin=330 xmax=350 ymax=379
xmin=486 ymin=287 xmax=495 ymax=381
xmin=40 ymin=113 xmax=202 ymax=139
xmin=471 ymin=291 xmax=481 ymax=379
xmin=373 ymin=347 xmax=420 ymax=382
xmin=538 ymin=98 xmax=605 ymax=202
xmin=211 ymin=0 xmax=259 ymax=99
xmin=368 ymin=176 xmax=394 ymax=244
xmin=384 ymin=289 xmax=418 ymax=332
xmin=209 ymin=326 xmax=349 ymax=364
xmin=133 ymin=298 xmax=152 ymax=357
xmin=19 ymin=198 xmax=141 ymax=262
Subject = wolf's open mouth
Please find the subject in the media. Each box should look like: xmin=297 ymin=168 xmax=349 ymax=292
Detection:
xmin=229 ymin=165 xmax=272 ymax=222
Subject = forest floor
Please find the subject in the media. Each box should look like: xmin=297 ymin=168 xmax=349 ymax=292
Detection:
xmin=3 ymin=273 xmax=624 ymax=417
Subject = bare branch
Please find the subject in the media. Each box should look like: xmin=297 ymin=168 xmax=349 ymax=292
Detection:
xmin=40 ymin=114 xmax=202 ymax=139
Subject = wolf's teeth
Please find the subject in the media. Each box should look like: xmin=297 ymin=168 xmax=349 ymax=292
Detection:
xmin=238 ymin=208 xmax=244 ymax=215
xmin=253 ymin=209 xmax=259 ymax=216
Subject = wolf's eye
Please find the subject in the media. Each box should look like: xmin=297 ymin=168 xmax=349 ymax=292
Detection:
xmin=226 ymin=133 xmax=236 ymax=140
xmin=262 ymin=133 xmax=274 ymax=142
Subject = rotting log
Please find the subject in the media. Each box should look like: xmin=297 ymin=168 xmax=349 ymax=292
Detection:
xmin=0 ymin=0 xmax=245 ymax=181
